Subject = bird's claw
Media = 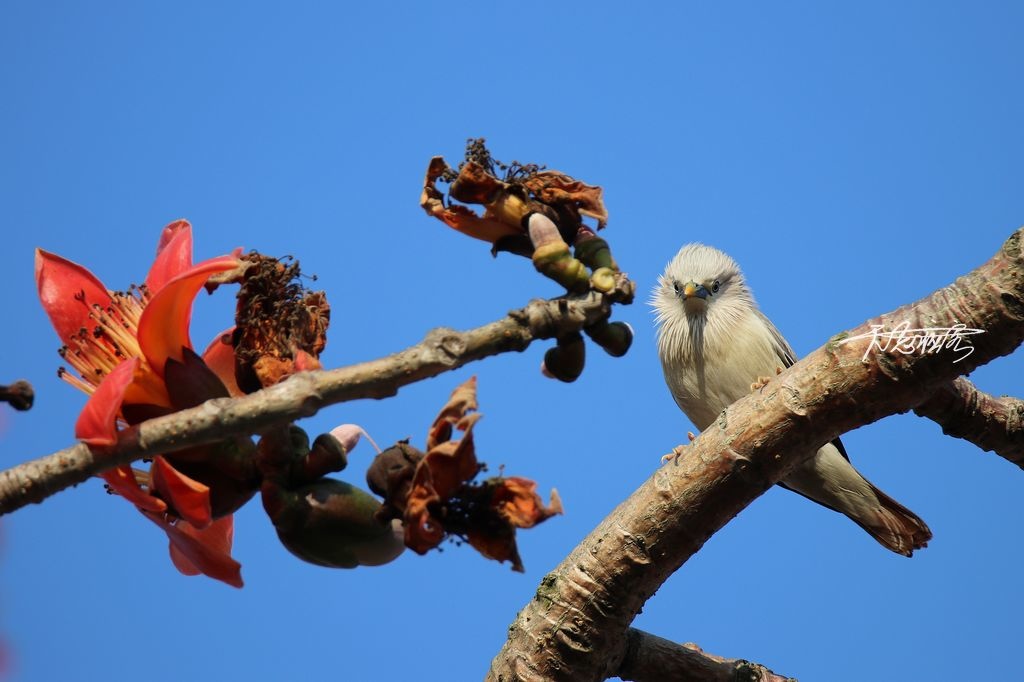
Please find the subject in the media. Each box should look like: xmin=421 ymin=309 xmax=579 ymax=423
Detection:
xmin=661 ymin=442 xmax=690 ymax=465
xmin=751 ymin=368 xmax=783 ymax=391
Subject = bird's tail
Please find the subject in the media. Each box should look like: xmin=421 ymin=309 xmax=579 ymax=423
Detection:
xmin=853 ymin=484 xmax=932 ymax=557
xmin=781 ymin=442 xmax=932 ymax=557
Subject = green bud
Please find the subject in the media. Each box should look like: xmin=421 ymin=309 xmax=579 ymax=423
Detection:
xmin=584 ymin=320 xmax=634 ymax=357
xmin=264 ymin=478 xmax=405 ymax=569
xmin=541 ymin=333 xmax=586 ymax=383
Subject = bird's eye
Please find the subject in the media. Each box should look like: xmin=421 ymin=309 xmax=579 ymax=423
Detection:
xmin=672 ymin=281 xmax=681 ymax=295
xmin=711 ymin=280 xmax=721 ymax=294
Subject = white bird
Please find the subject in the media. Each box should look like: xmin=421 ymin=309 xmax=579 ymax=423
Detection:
xmin=652 ymin=243 xmax=931 ymax=556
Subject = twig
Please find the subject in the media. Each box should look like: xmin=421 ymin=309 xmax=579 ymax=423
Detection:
xmin=0 ymin=381 xmax=34 ymax=411
xmin=914 ymin=377 xmax=1024 ymax=467
xmin=617 ymin=629 xmax=794 ymax=682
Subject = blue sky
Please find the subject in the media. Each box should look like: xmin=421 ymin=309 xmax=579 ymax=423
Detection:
xmin=2 ymin=2 xmax=1023 ymax=680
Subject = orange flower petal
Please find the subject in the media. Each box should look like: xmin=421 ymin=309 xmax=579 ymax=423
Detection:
xmin=145 ymin=512 xmax=243 ymax=588
xmin=145 ymin=220 xmax=193 ymax=292
xmin=150 ymin=456 xmax=213 ymax=528
xmin=201 ymin=328 xmax=243 ymax=397
xmin=120 ymin=365 xmax=172 ymax=408
xmin=74 ymin=358 xmax=138 ymax=446
xmin=35 ymin=248 xmax=112 ymax=346
xmin=169 ymin=542 xmax=201 ymax=576
xmin=137 ymin=254 xmax=242 ymax=376
xmin=100 ymin=464 xmax=168 ymax=513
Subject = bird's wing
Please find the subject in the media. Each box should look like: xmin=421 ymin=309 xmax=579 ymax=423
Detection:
xmin=755 ymin=309 xmax=852 ymax=464
xmin=754 ymin=309 xmax=797 ymax=369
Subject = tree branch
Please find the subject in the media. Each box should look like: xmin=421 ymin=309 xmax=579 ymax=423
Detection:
xmin=0 ymin=278 xmax=633 ymax=515
xmin=914 ymin=377 xmax=1024 ymax=467
xmin=617 ymin=629 xmax=793 ymax=682
xmin=486 ymin=228 xmax=1024 ymax=681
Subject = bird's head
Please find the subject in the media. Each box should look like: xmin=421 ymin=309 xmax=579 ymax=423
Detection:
xmin=652 ymin=243 xmax=752 ymax=326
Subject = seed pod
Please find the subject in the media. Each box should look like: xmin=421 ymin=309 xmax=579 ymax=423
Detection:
xmin=573 ymin=234 xmax=617 ymax=272
xmin=263 ymin=478 xmax=405 ymax=569
xmin=541 ymin=332 xmax=586 ymax=382
xmin=584 ymin=320 xmax=634 ymax=358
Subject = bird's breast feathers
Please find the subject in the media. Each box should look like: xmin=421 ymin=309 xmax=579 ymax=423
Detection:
xmin=658 ymin=309 xmax=786 ymax=430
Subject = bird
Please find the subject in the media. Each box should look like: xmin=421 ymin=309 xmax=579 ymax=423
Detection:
xmin=652 ymin=243 xmax=931 ymax=556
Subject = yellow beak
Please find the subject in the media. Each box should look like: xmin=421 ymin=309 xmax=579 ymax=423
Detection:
xmin=682 ymin=281 xmax=709 ymax=300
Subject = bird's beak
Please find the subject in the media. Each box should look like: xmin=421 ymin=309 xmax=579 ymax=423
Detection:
xmin=682 ymin=281 xmax=709 ymax=300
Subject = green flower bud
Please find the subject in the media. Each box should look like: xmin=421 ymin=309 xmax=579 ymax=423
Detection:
xmin=541 ymin=333 xmax=586 ymax=383
xmin=264 ymin=478 xmax=405 ymax=569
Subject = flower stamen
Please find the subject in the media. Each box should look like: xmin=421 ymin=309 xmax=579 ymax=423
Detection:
xmin=57 ymin=287 xmax=148 ymax=393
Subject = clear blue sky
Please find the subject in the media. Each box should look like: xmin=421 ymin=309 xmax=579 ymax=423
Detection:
xmin=2 ymin=2 xmax=1023 ymax=680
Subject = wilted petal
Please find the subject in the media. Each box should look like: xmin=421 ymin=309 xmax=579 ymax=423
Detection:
xmin=201 ymin=328 xmax=243 ymax=397
xmin=35 ymin=248 xmax=112 ymax=345
xmin=146 ymin=512 xmax=243 ymax=588
xmin=145 ymin=220 xmax=193 ymax=292
xmin=463 ymin=478 xmax=562 ymax=572
xmin=293 ymin=349 xmax=321 ymax=372
xmin=423 ymin=416 xmax=480 ymax=499
xmin=426 ymin=376 xmax=479 ymax=450
xmin=404 ymin=499 xmax=444 ymax=555
xmin=75 ymin=358 xmax=137 ymax=446
xmin=100 ymin=464 xmax=168 ymax=513
xmin=523 ymin=171 xmax=609 ymax=229
xmin=492 ymin=477 xmax=563 ymax=528
xmin=150 ymin=456 xmax=213 ymax=528
xmin=466 ymin=525 xmax=523 ymax=572
xmin=433 ymin=205 xmax=518 ymax=245
xmin=138 ymin=254 xmax=242 ymax=375
xmin=420 ymin=157 xmax=520 ymax=245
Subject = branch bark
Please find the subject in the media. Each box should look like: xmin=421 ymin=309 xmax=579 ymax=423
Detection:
xmin=914 ymin=377 xmax=1024 ymax=467
xmin=0 ymin=278 xmax=633 ymax=515
xmin=486 ymin=228 xmax=1024 ymax=681
xmin=617 ymin=629 xmax=793 ymax=682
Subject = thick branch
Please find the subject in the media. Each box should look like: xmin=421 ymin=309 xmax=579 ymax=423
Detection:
xmin=914 ymin=377 xmax=1024 ymax=467
xmin=487 ymin=228 xmax=1024 ymax=681
xmin=618 ymin=629 xmax=793 ymax=682
xmin=0 ymin=278 xmax=633 ymax=515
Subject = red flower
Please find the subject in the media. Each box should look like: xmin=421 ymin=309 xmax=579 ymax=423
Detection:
xmin=36 ymin=220 xmax=246 ymax=587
